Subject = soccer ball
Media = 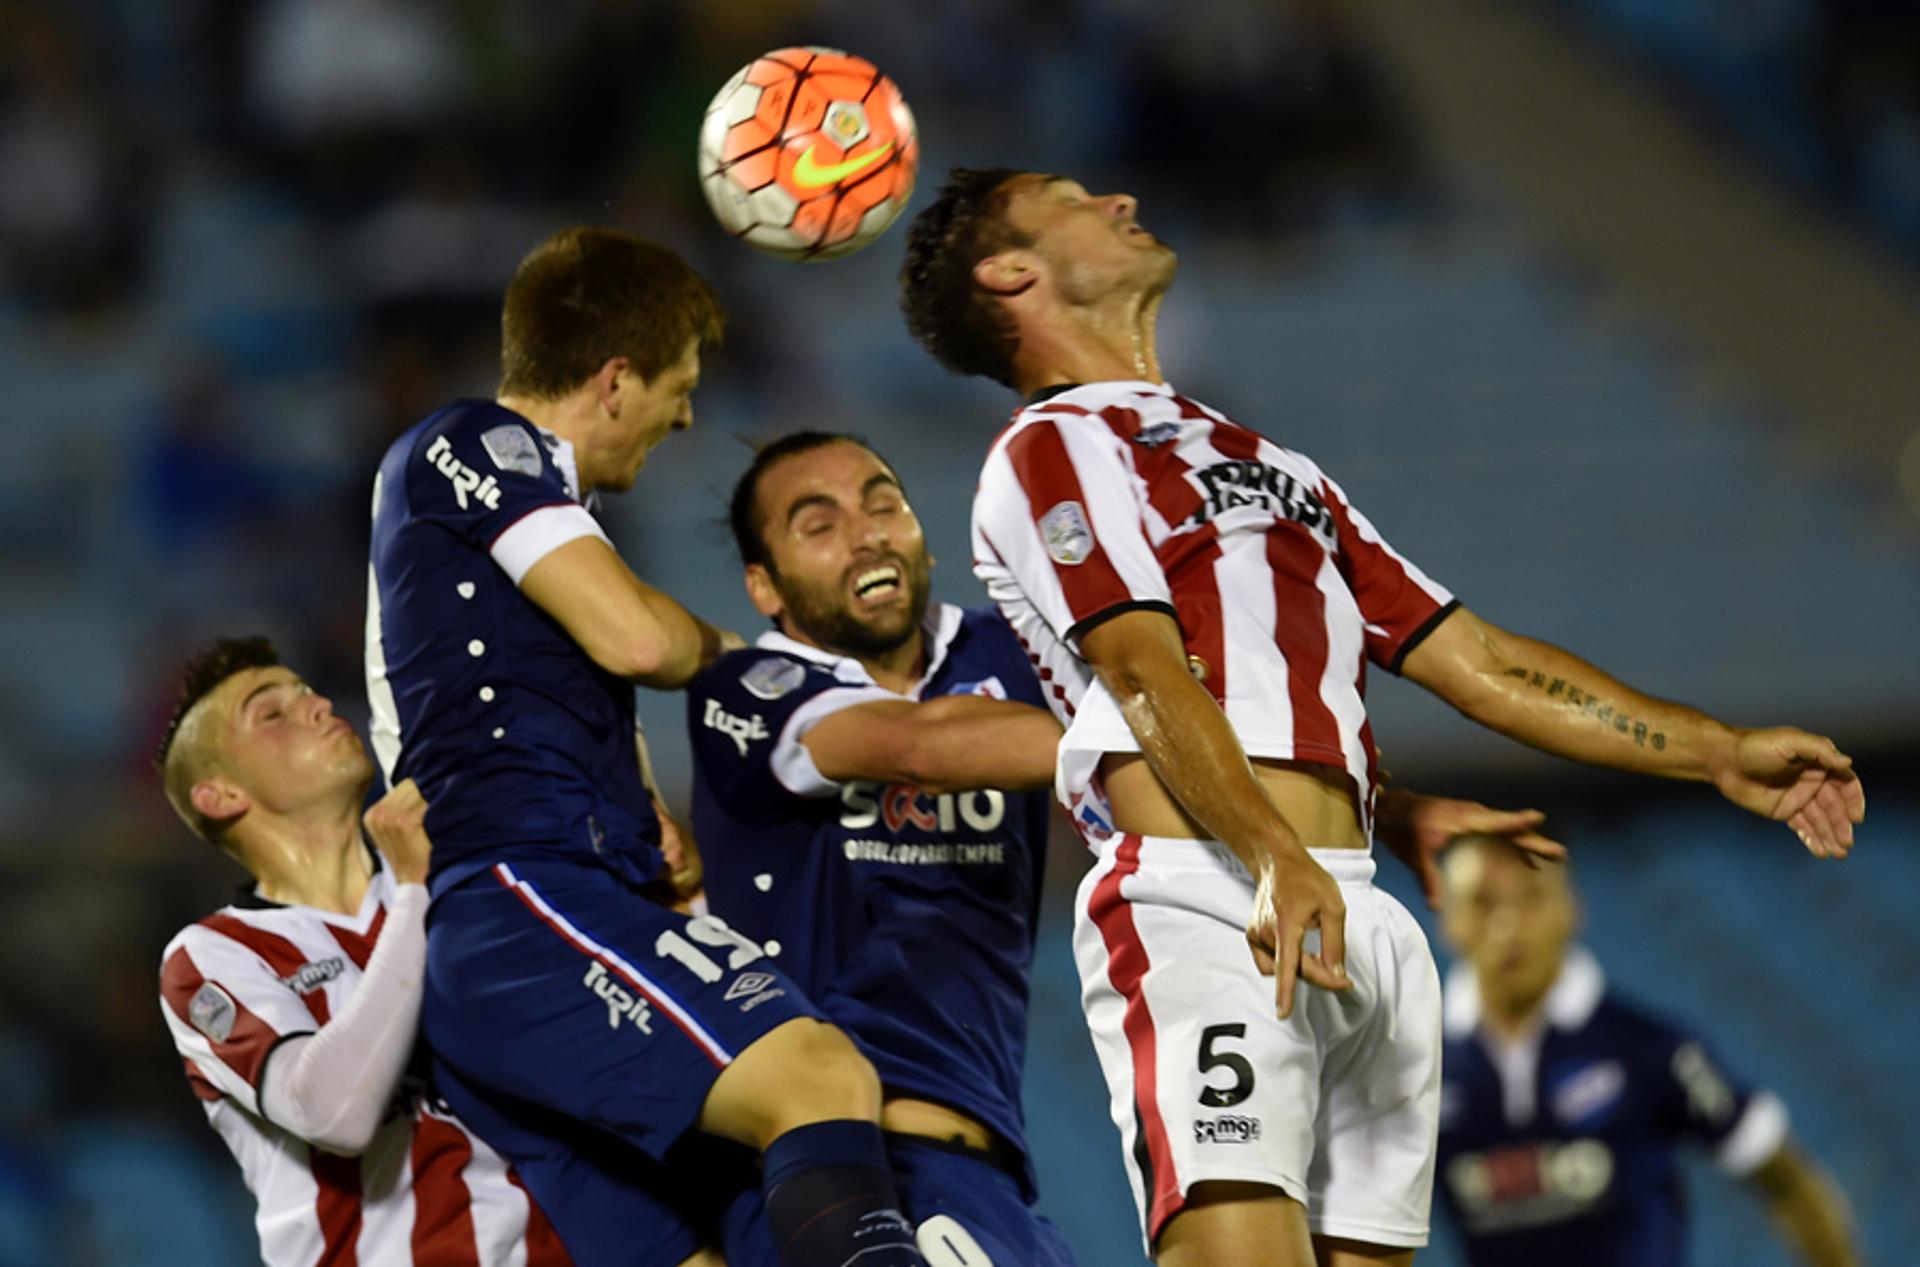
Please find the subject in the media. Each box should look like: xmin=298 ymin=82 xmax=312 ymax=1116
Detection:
xmin=698 ymin=47 xmax=918 ymax=262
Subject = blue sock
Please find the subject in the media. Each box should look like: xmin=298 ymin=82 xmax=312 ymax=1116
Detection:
xmin=761 ymin=1120 xmax=924 ymax=1266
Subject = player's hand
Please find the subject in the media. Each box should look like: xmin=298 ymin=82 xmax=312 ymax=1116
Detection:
xmin=1711 ymin=728 xmax=1864 ymax=858
xmin=363 ymin=779 xmax=432 ymax=885
xmin=1377 ymin=791 xmax=1568 ymax=910
xmin=653 ymin=794 xmax=704 ymax=907
xmin=1246 ymin=850 xmax=1349 ymax=1019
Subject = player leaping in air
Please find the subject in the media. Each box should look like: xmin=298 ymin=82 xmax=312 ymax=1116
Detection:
xmin=688 ymin=430 xmax=1586 ymax=1267
xmin=898 ymin=170 xmax=1863 ymax=1267
xmin=366 ymin=227 xmax=935 ymax=1267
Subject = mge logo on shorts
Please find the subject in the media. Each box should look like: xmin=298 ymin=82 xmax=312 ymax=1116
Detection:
xmin=582 ymin=961 xmax=653 ymax=1033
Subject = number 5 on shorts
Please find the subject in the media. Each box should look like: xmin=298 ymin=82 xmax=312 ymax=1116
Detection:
xmin=1198 ymin=1023 xmax=1254 ymax=1108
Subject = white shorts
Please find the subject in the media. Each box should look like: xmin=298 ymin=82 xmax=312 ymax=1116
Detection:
xmin=1073 ymin=834 xmax=1441 ymax=1252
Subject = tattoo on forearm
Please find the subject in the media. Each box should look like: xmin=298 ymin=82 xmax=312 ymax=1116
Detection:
xmin=1503 ymin=666 xmax=1667 ymax=750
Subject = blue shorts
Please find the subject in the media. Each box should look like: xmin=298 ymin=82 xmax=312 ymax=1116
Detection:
xmin=720 ymin=1134 xmax=1079 ymax=1267
xmin=423 ymin=857 xmax=816 ymax=1265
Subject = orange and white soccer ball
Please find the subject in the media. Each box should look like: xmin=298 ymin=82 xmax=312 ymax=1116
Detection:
xmin=698 ymin=47 xmax=918 ymax=262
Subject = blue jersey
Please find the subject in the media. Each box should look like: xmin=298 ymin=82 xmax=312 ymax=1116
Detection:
xmin=687 ymin=604 xmax=1052 ymax=1197
xmin=1435 ymin=948 xmax=1788 ymax=1267
xmin=367 ymin=399 xmax=662 ymax=893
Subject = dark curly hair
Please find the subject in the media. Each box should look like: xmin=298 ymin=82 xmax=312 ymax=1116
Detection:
xmin=898 ymin=167 xmax=1031 ymax=388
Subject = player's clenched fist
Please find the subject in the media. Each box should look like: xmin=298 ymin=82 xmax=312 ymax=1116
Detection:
xmin=1246 ymin=850 xmax=1352 ymax=1019
xmin=362 ymin=778 xmax=432 ymax=885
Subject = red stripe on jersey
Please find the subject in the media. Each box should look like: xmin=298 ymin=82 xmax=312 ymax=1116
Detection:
xmin=199 ymin=914 xmax=332 ymax=1024
xmin=329 ymin=906 xmax=388 ymax=972
xmin=1087 ymin=836 xmax=1183 ymax=1240
xmin=182 ymin=1057 xmax=224 ymax=1102
xmin=409 ymin=1110 xmax=481 ymax=1267
xmin=1266 ymin=527 xmax=1342 ymax=760
xmin=506 ymin=1170 xmax=574 ymax=1267
xmin=311 ymin=1146 xmax=363 ymax=1266
xmin=1003 ymin=423 xmax=1138 ymax=628
xmin=160 ymin=947 xmax=292 ymax=1089
xmin=1098 ymin=405 xmax=1142 ymax=439
xmin=1318 ymin=479 xmax=1444 ymax=666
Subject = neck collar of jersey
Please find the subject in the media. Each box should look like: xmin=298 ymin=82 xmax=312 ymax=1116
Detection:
xmin=754 ymin=602 xmax=965 ymax=698
xmin=1024 ymin=379 xmax=1174 ymax=406
xmin=1443 ymin=944 xmax=1605 ymax=1040
xmin=530 ymin=424 xmax=591 ymax=507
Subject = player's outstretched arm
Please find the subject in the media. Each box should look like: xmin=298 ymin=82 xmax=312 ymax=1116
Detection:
xmin=257 ymin=781 xmax=432 ymax=1154
xmin=1372 ymin=786 xmax=1567 ymax=910
xmin=802 ymin=695 xmax=1063 ymax=794
xmin=520 ymin=536 xmax=735 ymax=688
xmin=1399 ymin=607 xmax=1863 ymax=857
xmin=1749 ymin=1142 xmax=1862 ymax=1267
xmin=1079 ymin=608 xmax=1349 ymax=1018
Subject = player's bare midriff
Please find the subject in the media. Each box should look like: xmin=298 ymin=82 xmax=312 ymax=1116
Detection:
xmin=1098 ymin=753 xmax=1370 ymax=849
xmin=882 ymin=1096 xmax=996 ymax=1151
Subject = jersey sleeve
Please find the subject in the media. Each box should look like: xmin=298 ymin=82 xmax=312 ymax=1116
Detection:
xmin=1317 ymin=474 xmax=1458 ymax=673
xmin=403 ymin=414 xmax=609 ymax=585
xmin=974 ymin=417 xmax=1175 ymax=652
xmin=687 ymin=655 xmax=894 ymax=815
xmin=1656 ymin=1023 xmax=1789 ymax=1176
xmin=158 ymin=925 xmax=320 ymax=1115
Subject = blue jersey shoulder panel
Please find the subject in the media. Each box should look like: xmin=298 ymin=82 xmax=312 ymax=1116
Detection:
xmin=369 ymin=400 xmax=662 ymax=892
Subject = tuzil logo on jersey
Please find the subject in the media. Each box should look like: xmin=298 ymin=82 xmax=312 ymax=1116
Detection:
xmin=1186 ymin=460 xmax=1331 ymax=543
xmin=704 ymin=699 xmax=769 ymax=755
xmin=424 ymin=435 xmax=504 ymax=511
xmin=839 ymin=781 xmax=1006 ymax=834
xmin=582 ymin=961 xmax=653 ymax=1033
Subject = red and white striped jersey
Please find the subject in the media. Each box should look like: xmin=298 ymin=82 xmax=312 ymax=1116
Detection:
xmin=972 ymin=380 xmax=1457 ymax=837
xmin=158 ymin=858 xmax=569 ymax=1267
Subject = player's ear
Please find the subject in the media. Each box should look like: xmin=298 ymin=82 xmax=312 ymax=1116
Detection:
xmin=744 ymin=563 xmax=783 ymax=622
xmin=973 ymin=250 xmax=1037 ymax=298
xmin=592 ymin=356 xmax=630 ymax=415
xmin=190 ymin=777 xmax=251 ymax=829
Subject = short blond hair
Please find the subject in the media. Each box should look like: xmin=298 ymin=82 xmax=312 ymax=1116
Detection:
xmin=154 ymin=636 xmax=280 ymax=845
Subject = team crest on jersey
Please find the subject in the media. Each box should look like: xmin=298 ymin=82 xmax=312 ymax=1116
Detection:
xmin=279 ymin=956 xmax=346 ymax=996
xmin=952 ymin=676 xmax=1006 ymax=699
xmin=1040 ymin=500 xmax=1094 ymax=566
xmin=189 ymin=982 xmax=238 ymax=1043
xmin=1133 ymin=420 xmax=1182 ymax=448
xmin=1550 ymin=1059 xmax=1626 ymax=1128
xmin=740 ymin=657 xmax=806 ymax=701
xmin=479 ymin=424 xmax=543 ymax=478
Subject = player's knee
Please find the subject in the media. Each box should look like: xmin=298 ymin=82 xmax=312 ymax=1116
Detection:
xmin=771 ymin=1019 xmax=881 ymax=1121
xmin=703 ymin=1019 xmax=880 ymax=1149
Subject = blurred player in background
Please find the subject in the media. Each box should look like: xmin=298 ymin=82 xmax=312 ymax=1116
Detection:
xmin=898 ymin=168 xmax=1864 ymax=1267
xmin=1436 ymin=832 xmax=1860 ymax=1267
xmin=366 ymin=228 xmax=933 ymax=1267
xmin=154 ymin=637 xmax=573 ymax=1266
xmin=689 ymin=432 xmax=1075 ymax=1266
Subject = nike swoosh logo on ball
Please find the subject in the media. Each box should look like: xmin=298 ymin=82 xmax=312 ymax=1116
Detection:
xmin=793 ymin=142 xmax=894 ymax=188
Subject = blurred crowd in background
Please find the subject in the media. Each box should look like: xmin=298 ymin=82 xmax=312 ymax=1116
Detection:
xmin=1 ymin=1 xmax=1916 ymax=1264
